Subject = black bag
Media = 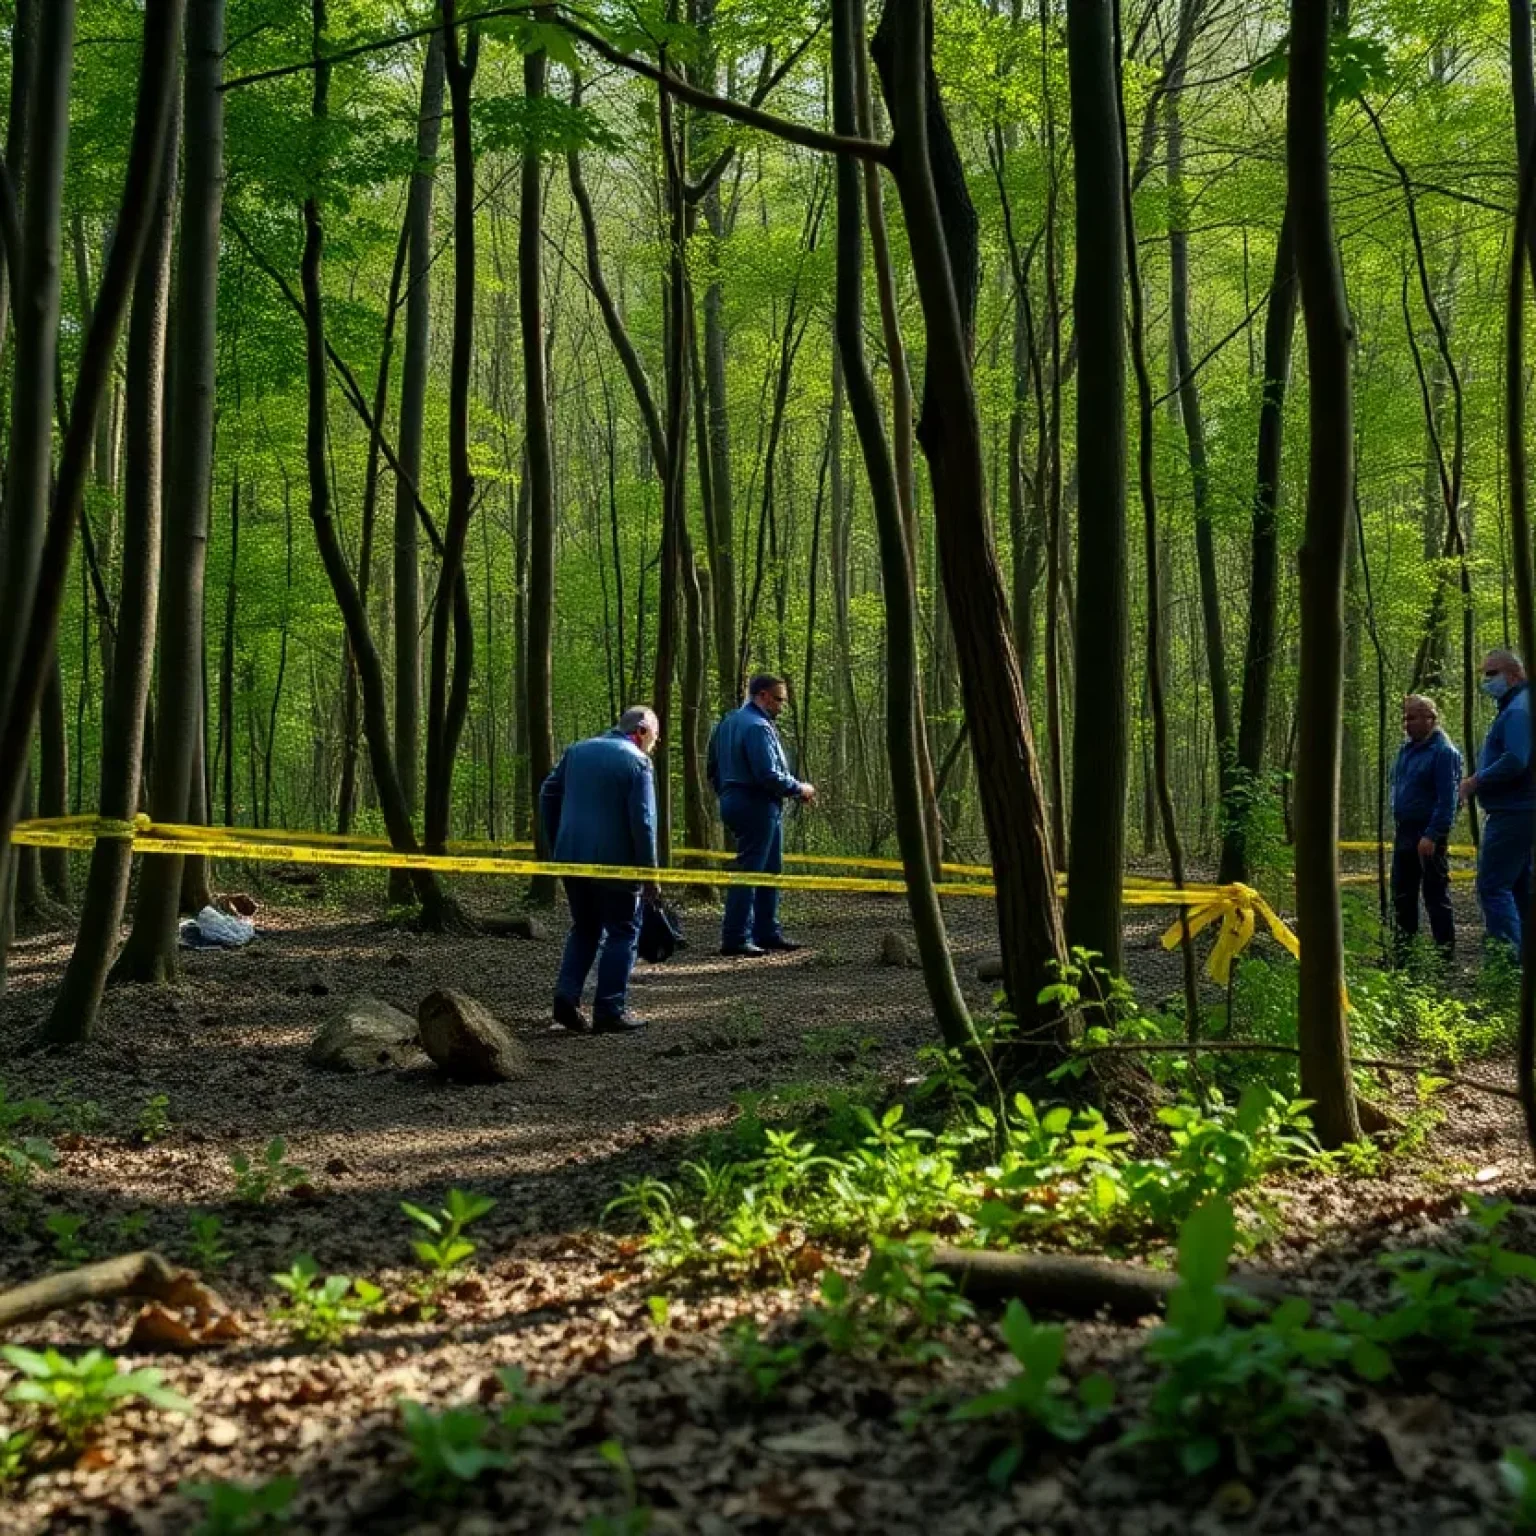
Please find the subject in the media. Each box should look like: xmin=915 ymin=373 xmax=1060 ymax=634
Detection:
xmin=638 ymin=897 xmax=686 ymax=963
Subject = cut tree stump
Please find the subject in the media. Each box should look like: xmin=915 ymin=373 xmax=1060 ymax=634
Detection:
xmin=418 ymin=989 xmax=529 ymax=1083
xmin=928 ymin=1245 xmax=1286 ymax=1320
xmin=0 ymin=1251 xmax=228 ymax=1331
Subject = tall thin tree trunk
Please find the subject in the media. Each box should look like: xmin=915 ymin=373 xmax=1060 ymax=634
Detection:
xmin=391 ymin=28 xmax=444 ymax=898
xmin=111 ymin=0 xmax=220 ymax=986
xmin=48 ymin=111 xmax=176 ymax=1040
xmin=835 ymin=0 xmax=972 ymax=1048
xmin=1288 ymin=0 xmax=1361 ymax=1148
xmin=219 ymin=479 xmax=238 ymax=826
xmin=1063 ymin=0 xmax=1130 ymax=975
xmin=1221 ymin=211 xmax=1297 ymax=883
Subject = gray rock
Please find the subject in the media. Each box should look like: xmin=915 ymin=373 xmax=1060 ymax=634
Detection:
xmin=977 ymin=953 xmax=1005 ymax=982
xmin=308 ymin=997 xmax=425 ymax=1072
xmin=418 ymin=989 xmax=529 ymax=1083
xmin=878 ymin=931 xmax=918 ymax=968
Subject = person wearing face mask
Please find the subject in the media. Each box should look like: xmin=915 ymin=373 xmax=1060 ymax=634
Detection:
xmin=706 ymin=673 xmax=817 ymax=957
xmin=1459 ymin=650 xmax=1535 ymax=954
xmin=540 ymin=707 xmax=662 ymax=1034
xmin=1390 ymin=694 xmax=1461 ymax=964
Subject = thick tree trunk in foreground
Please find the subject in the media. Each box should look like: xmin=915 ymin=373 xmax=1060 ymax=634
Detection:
xmin=1064 ymin=0 xmax=1129 ymax=975
xmin=112 ymin=0 xmax=220 ymax=986
xmin=873 ymin=0 xmax=1068 ymax=1040
xmin=1288 ymin=0 xmax=1361 ymax=1148
xmin=47 ymin=112 xmax=179 ymax=1043
xmin=835 ymin=0 xmax=972 ymax=1050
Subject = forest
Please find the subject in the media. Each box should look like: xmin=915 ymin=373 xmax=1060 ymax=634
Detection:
xmin=4 ymin=0 xmax=1536 ymax=1528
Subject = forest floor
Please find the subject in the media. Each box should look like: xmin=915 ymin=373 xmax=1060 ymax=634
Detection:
xmin=0 ymin=874 xmax=1532 ymax=1534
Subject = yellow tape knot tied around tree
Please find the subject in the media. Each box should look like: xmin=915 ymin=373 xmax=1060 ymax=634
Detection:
xmin=1157 ymin=883 xmax=1300 ymax=985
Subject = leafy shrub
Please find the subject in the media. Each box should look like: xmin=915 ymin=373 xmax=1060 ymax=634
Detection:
xmin=1123 ymin=1200 xmax=1349 ymax=1476
xmin=1332 ymin=1198 xmax=1536 ymax=1362
xmin=230 ymin=1138 xmax=308 ymax=1204
xmin=181 ymin=1476 xmax=298 ymax=1536
xmin=950 ymin=1299 xmax=1114 ymax=1485
xmin=270 ymin=1255 xmax=382 ymax=1345
xmin=1 ymin=1346 xmax=192 ymax=1445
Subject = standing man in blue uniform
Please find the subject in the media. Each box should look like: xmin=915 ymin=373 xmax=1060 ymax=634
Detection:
xmin=1390 ymin=694 xmax=1460 ymax=964
xmin=540 ymin=707 xmax=660 ymax=1033
xmin=708 ymin=674 xmax=816 ymax=957
xmin=1460 ymin=650 xmax=1535 ymax=955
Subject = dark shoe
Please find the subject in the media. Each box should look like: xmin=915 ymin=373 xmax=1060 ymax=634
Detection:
xmin=720 ymin=942 xmax=766 ymax=958
xmin=592 ymin=1011 xmax=646 ymax=1034
xmin=551 ymin=997 xmax=589 ymax=1033
xmin=757 ymin=936 xmax=804 ymax=953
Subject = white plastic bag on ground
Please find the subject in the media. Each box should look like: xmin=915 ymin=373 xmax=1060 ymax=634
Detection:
xmin=178 ymin=906 xmax=256 ymax=950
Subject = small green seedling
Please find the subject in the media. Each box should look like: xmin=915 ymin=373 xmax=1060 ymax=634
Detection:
xmin=950 ymin=1299 xmax=1114 ymax=1485
xmin=231 ymin=1139 xmax=308 ymax=1204
xmin=0 ymin=1084 xmax=55 ymax=1185
xmin=114 ymin=1210 xmax=151 ymax=1246
xmin=399 ymin=1401 xmax=507 ymax=1498
xmin=270 ymin=1255 xmax=382 ymax=1345
xmin=401 ymin=1188 xmax=496 ymax=1286
xmin=180 ymin=1476 xmax=298 ymax=1536
xmin=0 ymin=1426 xmax=32 ymax=1486
xmin=583 ymin=1438 xmax=653 ymax=1536
xmin=495 ymin=1366 xmax=563 ymax=1441
xmin=44 ymin=1212 xmax=91 ymax=1267
xmin=186 ymin=1212 xmax=232 ymax=1271
xmin=1 ymin=1346 xmax=192 ymax=1445
xmin=136 ymin=1094 xmax=172 ymax=1145
xmin=1503 ymin=1448 xmax=1536 ymax=1531
xmin=724 ymin=1319 xmax=807 ymax=1400
xmin=646 ymin=1295 xmax=670 ymax=1330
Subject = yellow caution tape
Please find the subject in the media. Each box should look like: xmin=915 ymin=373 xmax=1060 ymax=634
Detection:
xmin=1156 ymin=883 xmax=1300 ymax=985
xmin=1338 ymin=839 xmax=1476 ymax=858
xmin=10 ymin=816 xmax=1312 ymax=980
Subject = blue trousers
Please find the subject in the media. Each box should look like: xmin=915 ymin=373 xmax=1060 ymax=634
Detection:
xmin=1476 ymin=808 xmax=1534 ymax=954
xmin=555 ymin=878 xmax=641 ymax=1018
xmin=720 ymin=790 xmax=784 ymax=948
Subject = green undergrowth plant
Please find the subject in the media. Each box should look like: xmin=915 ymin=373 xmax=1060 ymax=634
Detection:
xmin=949 ymin=1299 xmax=1114 ymax=1486
xmin=0 ymin=1084 xmax=56 ymax=1187
xmin=0 ymin=1426 xmax=32 ymax=1487
xmin=45 ymin=1212 xmax=91 ymax=1267
xmin=1502 ymin=1448 xmax=1536 ymax=1531
xmin=1123 ymin=1199 xmax=1351 ymax=1477
xmin=136 ymin=1094 xmax=173 ymax=1145
xmin=608 ymin=1054 xmax=1317 ymax=1277
xmin=806 ymin=1238 xmax=976 ymax=1362
xmin=181 ymin=1476 xmax=298 ymax=1536
xmin=583 ymin=1438 xmax=652 ymax=1536
xmin=1331 ymin=1198 xmax=1536 ymax=1362
xmin=725 ymin=1319 xmax=808 ymax=1399
xmin=402 ymin=1188 xmax=496 ymax=1300
xmin=399 ymin=1368 xmax=562 ymax=1498
xmin=231 ymin=1139 xmax=308 ymax=1204
xmin=1 ymin=1346 xmax=192 ymax=1446
xmin=270 ymin=1256 xmax=383 ymax=1345
xmin=185 ymin=1212 xmax=232 ymax=1271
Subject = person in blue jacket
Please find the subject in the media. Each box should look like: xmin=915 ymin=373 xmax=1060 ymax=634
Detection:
xmin=1460 ymin=650 xmax=1535 ymax=954
xmin=1390 ymin=694 xmax=1461 ymax=963
xmin=707 ymin=674 xmax=817 ymax=956
xmin=539 ymin=707 xmax=660 ymax=1034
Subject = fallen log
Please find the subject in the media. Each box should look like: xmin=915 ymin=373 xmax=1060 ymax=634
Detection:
xmin=0 ymin=1250 xmax=226 ymax=1331
xmin=929 ymin=1245 xmax=1286 ymax=1320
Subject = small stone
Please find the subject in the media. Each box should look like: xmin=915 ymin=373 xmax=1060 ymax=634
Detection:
xmin=418 ymin=989 xmax=529 ymax=1083
xmin=385 ymin=951 xmax=412 ymax=969
xmin=977 ymin=953 xmax=1005 ymax=982
xmin=202 ymin=1418 xmax=241 ymax=1450
xmin=308 ymin=997 xmax=425 ymax=1073
xmin=878 ymin=931 xmax=917 ymax=968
